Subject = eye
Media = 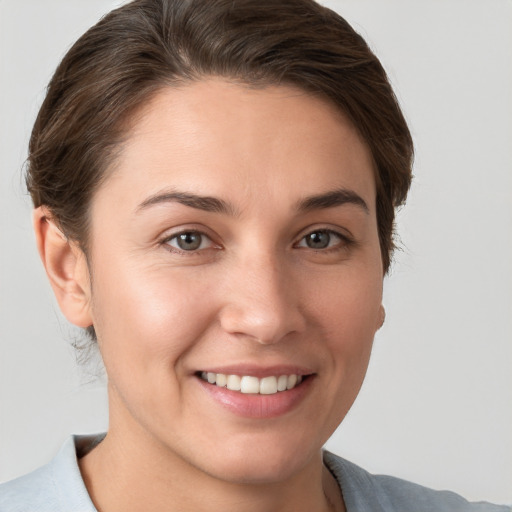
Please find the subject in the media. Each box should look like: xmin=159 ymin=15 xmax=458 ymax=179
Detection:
xmin=165 ymin=231 xmax=213 ymax=252
xmin=296 ymin=229 xmax=345 ymax=250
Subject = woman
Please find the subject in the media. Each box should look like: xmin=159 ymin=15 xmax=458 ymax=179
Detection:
xmin=0 ymin=0 xmax=509 ymax=511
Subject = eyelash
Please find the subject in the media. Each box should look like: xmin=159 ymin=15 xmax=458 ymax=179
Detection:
xmin=160 ymin=228 xmax=354 ymax=256
xmin=295 ymin=229 xmax=353 ymax=252
xmin=161 ymin=229 xmax=216 ymax=255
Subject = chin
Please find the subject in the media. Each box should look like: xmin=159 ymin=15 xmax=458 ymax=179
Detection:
xmin=207 ymin=455 xmax=307 ymax=485
xmin=189 ymin=434 xmax=321 ymax=485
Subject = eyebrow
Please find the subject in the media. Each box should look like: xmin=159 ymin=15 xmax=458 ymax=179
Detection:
xmin=296 ymin=188 xmax=369 ymax=214
xmin=136 ymin=190 xmax=237 ymax=216
xmin=136 ymin=187 xmax=368 ymax=216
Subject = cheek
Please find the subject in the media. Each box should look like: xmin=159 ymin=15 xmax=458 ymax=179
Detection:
xmin=311 ymin=267 xmax=382 ymax=367
xmin=89 ymin=263 xmax=221 ymax=430
xmin=90 ymin=261 xmax=218 ymax=371
xmin=299 ymin=267 xmax=382 ymax=439
xmin=312 ymin=263 xmax=382 ymax=323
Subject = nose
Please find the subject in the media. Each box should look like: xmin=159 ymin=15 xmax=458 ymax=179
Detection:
xmin=218 ymin=253 xmax=306 ymax=345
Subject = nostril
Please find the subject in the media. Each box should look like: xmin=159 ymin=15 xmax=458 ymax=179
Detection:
xmin=218 ymin=302 xmax=305 ymax=345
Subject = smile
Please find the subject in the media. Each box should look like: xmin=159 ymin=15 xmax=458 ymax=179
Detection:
xmin=199 ymin=372 xmax=304 ymax=395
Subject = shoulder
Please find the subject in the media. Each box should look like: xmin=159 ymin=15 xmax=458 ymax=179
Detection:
xmin=323 ymin=451 xmax=511 ymax=512
xmin=0 ymin=435 xmax=101 ymax=512
xmin=0 ymin=462 xmax=60 ymax=512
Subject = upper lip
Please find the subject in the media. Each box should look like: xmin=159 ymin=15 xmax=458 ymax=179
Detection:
xmin=196 ymin=364 xmax=314 ymax=378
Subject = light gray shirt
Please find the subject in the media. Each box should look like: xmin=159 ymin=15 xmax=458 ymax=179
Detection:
xmin=1 ymin=434 xmax=510 ymax=511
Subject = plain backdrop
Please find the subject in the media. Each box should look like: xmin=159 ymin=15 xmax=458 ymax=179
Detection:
xmin=1 ymin=0 xmax=511 ymax=504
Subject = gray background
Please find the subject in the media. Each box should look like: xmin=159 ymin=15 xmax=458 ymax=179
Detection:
xmin=1 ymin=0 xmax=511 ymax=504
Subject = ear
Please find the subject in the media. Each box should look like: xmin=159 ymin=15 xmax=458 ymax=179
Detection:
xmin=33 ymin=206 xmax=93 ymax=328
xmin=377 ymin=304 xmax=386 ymax=330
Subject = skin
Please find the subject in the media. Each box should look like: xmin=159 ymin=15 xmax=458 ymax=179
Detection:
xmin=35 ymin=80 xmax=384 ymax=512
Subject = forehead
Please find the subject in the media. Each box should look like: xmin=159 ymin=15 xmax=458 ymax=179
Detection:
xmin=98 ymin=79 xmax=376 ymax=215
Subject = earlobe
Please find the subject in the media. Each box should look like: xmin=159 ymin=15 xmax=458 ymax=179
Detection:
xmin=33 ymin=207 xmax=93 ymax=328
xmin=377 ymin=305 xmax=386 ymax=330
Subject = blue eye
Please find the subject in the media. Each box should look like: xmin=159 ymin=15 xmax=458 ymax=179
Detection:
xmin=166 ymin=231 xmax=212 ymax=251
xmin=297 ymin=230 xmax=343 ymax=250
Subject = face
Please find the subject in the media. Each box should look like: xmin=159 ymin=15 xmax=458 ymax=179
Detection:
xmin=85 ymin=80 xmax=383 ymax=483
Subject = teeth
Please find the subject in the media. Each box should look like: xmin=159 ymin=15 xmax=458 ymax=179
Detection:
xmin=260 ymin=376 xmax=277 ymax=394
xmin=216 ymin=373 xmax=227 ymax=387
xmin=277 ymin=375 xmax=288 ymax=391
xmin=200 ymin=372 xmax=304 ymax=394
xmin=226 ymin=374 xmax=241 ymax=391
xmin=286 ymin=374 xmax=297 ymax=390
xmin=240 ymin=376 xmax=259 ymax=394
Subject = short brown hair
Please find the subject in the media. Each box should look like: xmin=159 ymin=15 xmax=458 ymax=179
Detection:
xmin=28 ymin=0 xmax=413 ymax=275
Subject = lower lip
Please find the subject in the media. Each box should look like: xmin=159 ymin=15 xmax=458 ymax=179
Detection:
xmin=197 ymin=376 xmax=314 ymax=419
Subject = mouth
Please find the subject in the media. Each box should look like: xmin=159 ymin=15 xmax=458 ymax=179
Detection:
xmin=195 ymin=368 xmax=315 ymax=418
xmin=197 ymin=371 xmax=309 ymax=395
